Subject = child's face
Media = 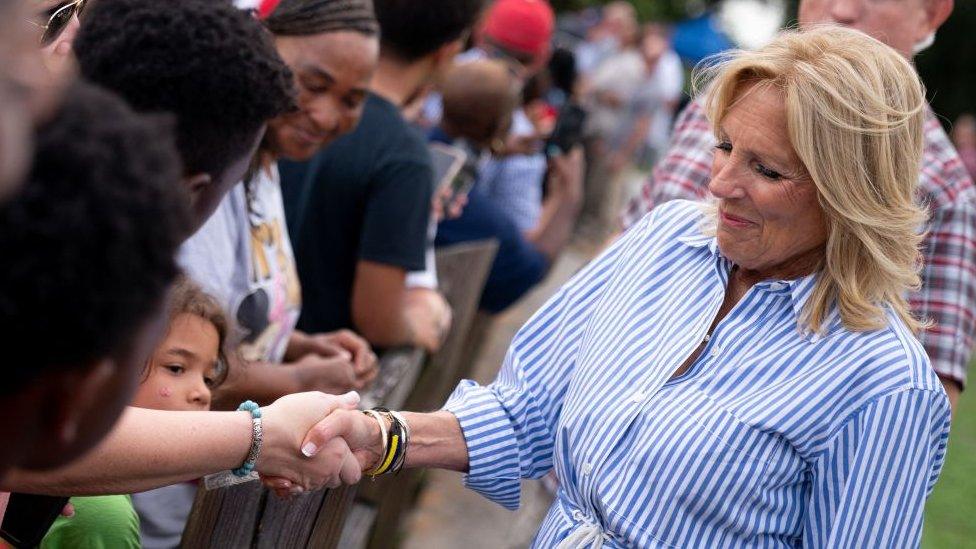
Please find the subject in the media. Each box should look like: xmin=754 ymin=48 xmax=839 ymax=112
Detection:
xmin=132 ymin=313 xmax=220 ymax=412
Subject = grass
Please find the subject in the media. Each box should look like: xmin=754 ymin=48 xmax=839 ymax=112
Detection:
xmin=923 ymin=386 xmax=976 ymax=548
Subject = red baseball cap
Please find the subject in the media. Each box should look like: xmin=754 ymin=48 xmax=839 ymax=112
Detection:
xmin=482 ymin=0 xmax=555 ymax=58
xmin=233 ymin=0 xmax=281 ymax=19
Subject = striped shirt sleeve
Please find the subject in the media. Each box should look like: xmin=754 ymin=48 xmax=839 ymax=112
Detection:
xmin=442 ymin=214 xmax=647 ymax=510
xmin=803 ymin=388 xmax=951 ymax=548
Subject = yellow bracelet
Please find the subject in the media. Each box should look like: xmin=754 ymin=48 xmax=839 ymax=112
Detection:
xmin=371 ymin=433 xmax=400 ymax=477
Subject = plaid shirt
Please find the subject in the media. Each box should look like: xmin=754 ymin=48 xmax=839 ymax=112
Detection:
xmin=621 ymin=99 xmax=976 ymax=388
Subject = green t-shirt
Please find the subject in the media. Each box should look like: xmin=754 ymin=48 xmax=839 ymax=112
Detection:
xmin=41 ymin=495 xmax=140 ymax=549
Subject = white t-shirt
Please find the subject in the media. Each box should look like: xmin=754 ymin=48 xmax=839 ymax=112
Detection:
xmin=179 ymin=164 xmax=301 ymax=364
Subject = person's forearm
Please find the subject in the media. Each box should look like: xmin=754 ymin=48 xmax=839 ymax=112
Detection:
xmin=356 ymin=308 xmax=416 ymax=349
xmin=2 ymin=407 xmax=251 ymax=496
xmin=619 ymin=115 xmax=652 ymax=162
xmin=356 ymin=290 xmax=444 ymax=352
xmin=284 ymin=330 xmax=312 ymax=362
xmin=526 ymin=192 xmax=583 ymax=262
xmin=353 ymin=290 xmax=415 ymax=349
xmin=402 ymin=411 xmax=469 ymax=472
xmin=211 ymin=359 xmax=298 ymax=410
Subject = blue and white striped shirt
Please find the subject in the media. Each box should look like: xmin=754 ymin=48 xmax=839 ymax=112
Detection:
xmin=444 ymin=200 xmax=951 ymax=548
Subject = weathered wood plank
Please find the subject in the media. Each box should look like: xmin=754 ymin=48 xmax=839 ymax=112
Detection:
xmin=308 ymin=486 xmax=358 ymax=548
xmin=336 ymin=503 xmax=377 ymax=549
xmin=255 ymin=488 xmax=329 ymax=548
xmin=360 ymin=348 xmax=427 ymax=410
xmin=181 ymin=477 xmax=264 ymax=549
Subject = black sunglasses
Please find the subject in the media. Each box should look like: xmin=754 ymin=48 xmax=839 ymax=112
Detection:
xmin=32 ymin=0 xmax=87 ymax=47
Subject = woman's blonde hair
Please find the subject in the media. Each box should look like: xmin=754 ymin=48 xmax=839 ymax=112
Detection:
xmin=699 ymin=25 xmax=928 ymax=333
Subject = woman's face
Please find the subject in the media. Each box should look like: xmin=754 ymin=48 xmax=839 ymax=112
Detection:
xmin=268 ymin=30 xmax=379 ymax=161
xmin=132 ymin=313 xmax=220 ymax=412
xmin=709 ymin=84 xmax=828 ymax=276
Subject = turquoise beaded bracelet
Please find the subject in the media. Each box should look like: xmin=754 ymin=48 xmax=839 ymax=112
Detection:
xmin=233 ymin=400 xmax=263 ymax=477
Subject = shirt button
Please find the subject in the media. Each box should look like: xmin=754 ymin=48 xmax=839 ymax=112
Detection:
xmin=582 ymin=463 xmax=593 ymax=475
xmin=630 ymin=392 xmax=645 ymax=403
xmin=711 ymin=347 xmax=721 ymax=357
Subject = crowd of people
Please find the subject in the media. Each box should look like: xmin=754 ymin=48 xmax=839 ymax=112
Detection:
xmin=0 ymin=0 xmax=973 ymax=547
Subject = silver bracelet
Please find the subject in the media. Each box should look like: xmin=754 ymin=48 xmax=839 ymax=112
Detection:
xmin=233 ymin=401 xmax=263 ymax=477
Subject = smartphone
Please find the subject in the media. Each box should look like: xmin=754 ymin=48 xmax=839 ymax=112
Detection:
xmin=545 ymin=104 xmax=588 ymax=157
xmin=450 ymin=151 xmax=480 ymax=200
xmin=0 ymin=493 xmax=70 ymax=548
xmin=429 ymin=143 xmax=468 ymax=192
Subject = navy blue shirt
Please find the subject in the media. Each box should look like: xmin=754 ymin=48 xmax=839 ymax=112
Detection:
xmin=430 ymin=127 xmax=548 ymax=313
xmin=281 ymin=93 xmax=433 ymax=333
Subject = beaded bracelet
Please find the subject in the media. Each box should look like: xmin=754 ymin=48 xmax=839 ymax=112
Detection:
xmin=233 ymin=400 xmax=263 ymax=477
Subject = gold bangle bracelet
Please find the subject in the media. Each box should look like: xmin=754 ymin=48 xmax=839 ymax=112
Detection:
xmin=363 ymin=410 xmax=388 ymax=476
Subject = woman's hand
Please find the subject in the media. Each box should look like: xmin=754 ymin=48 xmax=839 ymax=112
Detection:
xmin=261 ymin=408 xmax=384 ymax=498
xmin=256 ymin=391 xmax=363 ymax=493
xmin=302 ymin=409 xmax=387 ymax=472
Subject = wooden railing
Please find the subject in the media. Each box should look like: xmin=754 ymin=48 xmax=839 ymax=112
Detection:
xmin=181 ymin=240 xmax=498 ymax=549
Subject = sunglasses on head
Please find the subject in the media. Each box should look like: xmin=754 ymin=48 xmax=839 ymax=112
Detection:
xmin=32 ymin=0 xmax=87 ymax=47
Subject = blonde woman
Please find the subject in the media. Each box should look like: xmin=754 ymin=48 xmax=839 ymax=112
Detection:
xmin=305 ymin=26 xmax=950 ymax=547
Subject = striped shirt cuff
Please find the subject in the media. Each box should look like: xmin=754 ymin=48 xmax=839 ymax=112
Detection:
xmin=443 ymin=380 xmax=523 ymax=510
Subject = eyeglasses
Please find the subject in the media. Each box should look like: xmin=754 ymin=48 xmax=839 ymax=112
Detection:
xmin=31 ymin=0 xmax=87 ymax=47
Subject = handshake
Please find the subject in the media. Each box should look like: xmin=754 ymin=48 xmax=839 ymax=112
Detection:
xmin=250 ymin=391 xmax=392 ymax=498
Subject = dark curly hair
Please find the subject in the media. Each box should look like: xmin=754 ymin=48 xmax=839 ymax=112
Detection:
xmin=372 ymin=0 xmax=485 ymax=61
xmin=0 ymin=81 xmax=189 ymax=393
xmin=75 ymin=0 xmax=295 ymax=179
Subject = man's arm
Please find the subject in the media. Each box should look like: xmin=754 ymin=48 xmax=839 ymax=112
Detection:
xmin=524 ymin=148 xmax=584 ymax=263
xmin=351 ymin=260 xmax=447 ymax=352
xmin=353 ymin=139 xmax=442 ymax=350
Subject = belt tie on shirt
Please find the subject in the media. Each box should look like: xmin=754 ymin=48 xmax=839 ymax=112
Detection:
xmin=557 ymin=510 xmax=610 ymax=548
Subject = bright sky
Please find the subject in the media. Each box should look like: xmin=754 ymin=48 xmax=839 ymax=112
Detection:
xmin=719 ymin=0 xmax=787 ymax=50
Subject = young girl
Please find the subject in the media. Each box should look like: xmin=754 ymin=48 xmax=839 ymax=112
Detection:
xmin=41 ymin=278 xmax=229 ymax=549
xmin=131 ymin=278 xmax=229 ymax=413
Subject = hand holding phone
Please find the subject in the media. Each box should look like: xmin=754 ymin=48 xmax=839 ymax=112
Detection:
xmin=545 ymin=104 xmax=588 ymax=157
